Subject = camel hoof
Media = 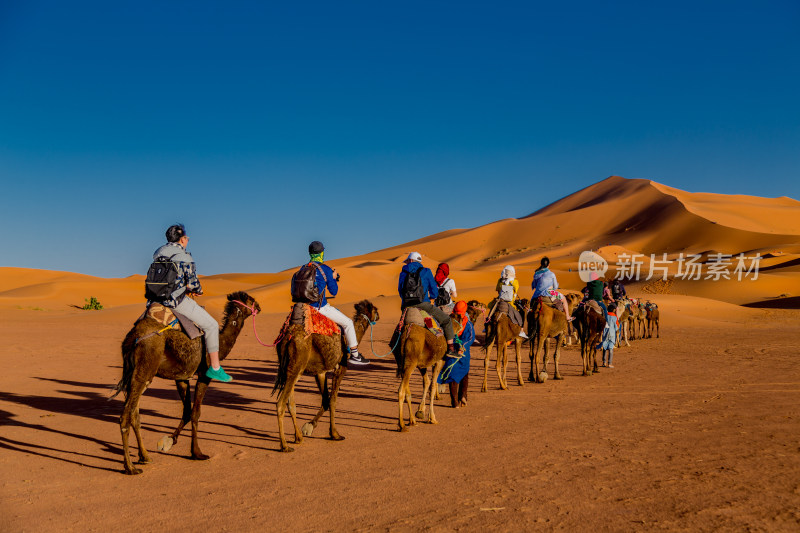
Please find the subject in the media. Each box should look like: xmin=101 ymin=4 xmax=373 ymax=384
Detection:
xmin=191 ymin=452 xmax=210 ymax=461
xmin=428 ymin=418 xmax=438 ymax=425
xmin=124 ymin=467 xmax=143 ymax=475
xmin=301 ymin=423 xmax=315 ymax=437
xmin=330 ymin=434 xmax=345 ymax=441
xmin=414 ymin=410 xmax=425 ymax=420
xmin=279 ymin=446 xmax=295 ymax=453
xmin=135 ymin=457 xmax=151 ymax=465
xmin=157 ymin=436 xmax=174 ymax=453
xmin=554 ymin=374 xmax=563 ymax=380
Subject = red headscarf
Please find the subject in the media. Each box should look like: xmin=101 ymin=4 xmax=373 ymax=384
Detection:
xmin=434 ymin=263 xmax=450 ymax=286
xmin=453 ymin=300 xmax=469 ymax=335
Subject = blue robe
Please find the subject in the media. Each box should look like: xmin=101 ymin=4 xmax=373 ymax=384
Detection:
xmin=437 ymin=320 xmax=475 ymax=384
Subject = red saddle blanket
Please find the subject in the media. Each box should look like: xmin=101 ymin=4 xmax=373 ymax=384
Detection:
xmin=286 ymin=302 xmax=340 ymax=336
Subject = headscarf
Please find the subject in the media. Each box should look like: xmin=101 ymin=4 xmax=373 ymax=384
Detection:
xmin=434 ymin=263 xmax=449 ymax=285
xmin=310 ymin=251 xmax=324 ymax=263
xmin=501 ymin=265 xmax=515 ymax=282
xmin=453 ymin=300 xmax=469 ymax=335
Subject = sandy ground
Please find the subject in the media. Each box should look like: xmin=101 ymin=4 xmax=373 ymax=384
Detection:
xmin=2 ymin=297 xmax=799 ymax=532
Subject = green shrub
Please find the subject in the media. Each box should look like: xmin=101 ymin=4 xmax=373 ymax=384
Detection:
xmin=82 ymin=297 xmax=103 ymax=310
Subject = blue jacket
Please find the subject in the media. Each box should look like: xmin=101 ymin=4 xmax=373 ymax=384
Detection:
xmin=310 ymin=261 xmax=338 ymax=309
xmin=398 ymin=262 xmax=438 ymax=303
xmin=532 ymin=267 xmax=558 ymax=298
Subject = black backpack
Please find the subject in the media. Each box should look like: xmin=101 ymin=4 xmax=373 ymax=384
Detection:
xmin=401 ymin=268 xmax=427 ymax=306
xmin=291 ymin=262 xmax=327 ymax=303
xmin=434 ymin=279 xmax=451 ymax=307
xmin=145 ymin=256 xmax=180 ymax=303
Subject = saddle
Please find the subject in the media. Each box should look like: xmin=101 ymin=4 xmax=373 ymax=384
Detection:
xmin=138 ymin=302 xmax=203 ymax=340
xmin=287 ymin=302 xmax=340 ymax=337
xmin=585 ymin=300 xmax=604 ymax=317
xmin=537 ymin=295 xmax=557 ymax=309
xmin=400 ymin=307 xmax=444 ymax=337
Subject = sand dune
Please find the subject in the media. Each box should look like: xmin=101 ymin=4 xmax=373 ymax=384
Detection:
xmin=2 ymin=176 xmax=798 ymax=311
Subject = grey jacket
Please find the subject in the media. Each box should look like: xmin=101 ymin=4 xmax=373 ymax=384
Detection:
xmin=152 ymin=242 xmax=203 ymax=307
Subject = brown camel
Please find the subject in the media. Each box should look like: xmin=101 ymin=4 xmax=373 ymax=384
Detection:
xmin=632 ymin=302 xmax=647 ymax=339
xmin=562 ymin=292 xmax=582 ymax=346
xmin=646 ymin=303 xmax=660 ymax=338
xmin=572 ymin=303 xmax=606 ymax=376
xmin=111 ymin=291 xmax=260 ymax=475
xmin=272 ymin=300 xmax=379 ymax=452
xmin=481 ymin=299 xmax=528 ymax=392
xmin=526 ymin=295 xmax=575 ymax=382
xmin=615 ymin=301 xmax=631 ymax=347
xmin=392 ymin=319 xmax=448 ymax=432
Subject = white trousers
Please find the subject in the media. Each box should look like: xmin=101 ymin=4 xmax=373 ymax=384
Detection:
xmin=174 ymin=296 xmax=220 ymax=353
xmin=317 ymin=304 xmax=358 ymax=349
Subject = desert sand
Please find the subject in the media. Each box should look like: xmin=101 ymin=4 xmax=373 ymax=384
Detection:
xmin=2 ymin=176 xmax=799 ymax=531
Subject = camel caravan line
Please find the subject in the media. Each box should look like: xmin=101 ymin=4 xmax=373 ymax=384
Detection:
xmin=111 ymin=253 xmax=660 ymax=475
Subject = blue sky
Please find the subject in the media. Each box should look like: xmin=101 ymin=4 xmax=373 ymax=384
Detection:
xmin=1 ymin=1 xmax=798 ymax=277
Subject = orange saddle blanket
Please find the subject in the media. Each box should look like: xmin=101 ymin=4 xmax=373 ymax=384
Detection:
xmin=287 ymin=302 xmax=340 ymax=336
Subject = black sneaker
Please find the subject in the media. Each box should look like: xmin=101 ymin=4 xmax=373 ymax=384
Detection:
xmin=446 ymin=348 xmax=458 ymax=357
xmin=348 ymin=353 xmax=370 ymax=366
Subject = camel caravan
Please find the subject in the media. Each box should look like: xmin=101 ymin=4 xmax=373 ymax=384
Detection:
xmin=112 ymin=226 xmax=660 ymax=474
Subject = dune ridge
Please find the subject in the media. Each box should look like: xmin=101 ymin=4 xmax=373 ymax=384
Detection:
xmin=2 ymin=176 xmax=798 ymax=310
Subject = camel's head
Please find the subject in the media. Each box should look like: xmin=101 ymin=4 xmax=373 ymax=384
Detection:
xmin=226 ymin=291 xmax=261 ymax=319
xmin=466 ymin=300 xmax=487 ymax=324
xmin=354 ymin=300 xmax=379 ymax=324
xmin=515 ymin=298 xmax=529 ymax=313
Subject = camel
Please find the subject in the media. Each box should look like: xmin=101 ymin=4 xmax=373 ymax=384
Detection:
xmin=615 ymin=301 xmax=632 ymax=347
xmin=646 ymin=303 xmax=660 ymax=338
xmin=526 ymin=294 xmax=579 ymax=382
xmin=562 ymin=293 xmax=582 ymax=346
xmin=272 ymin=300 xmax=379 ymax=452
xmin=392 ymin=315 xmax=448 ymax=432
xmin=481 ymin=299 xmax=528 ymax=392
xmin=572 ymin=303 xmax=606 ymax=376
xmin=632 ymin=302 xmax=647 ymax=339
xmin=111 ymin=291 xmax=260 ymax=475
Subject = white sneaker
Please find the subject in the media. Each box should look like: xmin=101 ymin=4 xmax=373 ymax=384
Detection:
xmin=518 ymin=331 xmax=528 ymax=339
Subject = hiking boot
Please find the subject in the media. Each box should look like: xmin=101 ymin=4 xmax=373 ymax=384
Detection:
xmin=348 ymin=353 xmax=370 ymax=366
xmin=206 ymin=366 xmax=233 ymax=383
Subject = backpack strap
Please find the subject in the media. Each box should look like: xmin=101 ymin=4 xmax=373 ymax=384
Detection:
xmin=313 ymin=262 xmax=328 ymax=306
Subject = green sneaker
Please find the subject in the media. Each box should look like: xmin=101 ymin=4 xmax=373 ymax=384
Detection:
xmin=206 ymin=366 xmax=233 ymax=383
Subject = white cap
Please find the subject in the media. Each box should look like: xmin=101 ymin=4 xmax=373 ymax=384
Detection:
xmin=407 ymin=252 xmax=422 ymax=262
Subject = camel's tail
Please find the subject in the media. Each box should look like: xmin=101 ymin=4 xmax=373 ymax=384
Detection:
xmin=109 ymin=329 xmax=137 ymax=400
xmin=272 ymin=338 xmax=291 ymax=396
xmin=392 ymin=327 xmax=404 ymax=378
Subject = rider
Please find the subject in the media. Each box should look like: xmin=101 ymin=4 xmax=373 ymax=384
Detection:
xmin=306 ymin=241 xmax=369 ymax=366
xmin=152 ymin=224 xmax=231 ymax=382
xmin=610 ymin=279 xmax=627 ymax=300
xmin=585 ymin=271 xmax=608 ymax=321
xmin=434 ymin=262 xmax=457 ymax=312
xmin=495 ymin=265 xmax=527 ymax=337
xmin=531 ymin=256 xmax=572 ymax=321
xmin=398 ymin=252 xmax=458 ymax=356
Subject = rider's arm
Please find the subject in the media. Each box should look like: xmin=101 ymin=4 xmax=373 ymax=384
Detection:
xmin=183 ymin=261 xmax=203 ymax=295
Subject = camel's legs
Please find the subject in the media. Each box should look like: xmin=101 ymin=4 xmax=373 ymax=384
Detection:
xmin=428 ymin=360 xmax=445 ymax=424
xmin=120 ymin=379 xmax=148 ymax=475
xmin=287 ymin=390 xmax=303 ymax=444
xmin=417 ymin=368 xmax=430 ymax=421
xmin=398 ymin=366 xmax=415 ymax=432
xmin=553 ymin=337 xmax=563 ymax=379
xmin=167 ymin=379 xmax=192 ymax=448
xmin=482 ymin=341 xmax=494 ymax=392
xmin=189 ymin=379 xmax=210 ymax=460
xmin=132 ymin=408 xmax=150 ymax=465
xmin=514 ymin=339 xmax=524 ymax=385
xmin=276 ymin=370 xmax=303 ymax=452
xmin=497 ymin=343 xmax=508 ymax=390
xmin=327 ymin=366 xmax=347 ymax=441
xmin=302 ymin=373 xmax=328 ymax=437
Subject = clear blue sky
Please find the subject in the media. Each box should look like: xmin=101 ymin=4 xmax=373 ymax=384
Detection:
xmin=1 ymin=1 xmax=798 ymax=277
